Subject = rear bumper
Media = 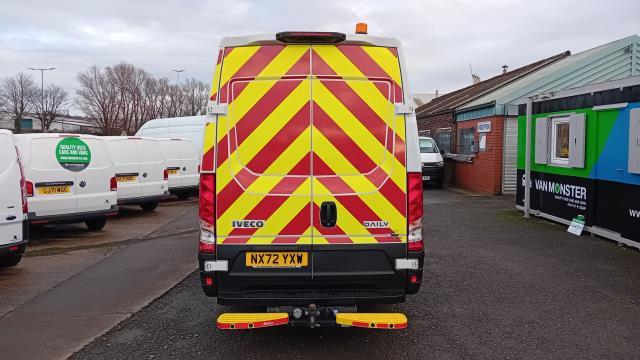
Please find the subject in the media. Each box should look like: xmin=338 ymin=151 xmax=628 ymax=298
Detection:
xmin=168 ymin=185 xmax=198 ymax=195
xmin=117 ymin=192 xmax=170 ymax=205
xmin=199 ymin=243 xmax=425 ymax=306
xmin=421 ymin=166 xmax=444 ymax=182
xmin=29 ymin=206 xmax=118 ymax=225
xmin=0 ymin=221 xmax=28 ymax=257
xmin=0 ymin=240 xmax=27 ymax=257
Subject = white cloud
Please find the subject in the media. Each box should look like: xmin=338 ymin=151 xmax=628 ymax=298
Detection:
xmin=0 ymin=0 xmax=637 ymax=98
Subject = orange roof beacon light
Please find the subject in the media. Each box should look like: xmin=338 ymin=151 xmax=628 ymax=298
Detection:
xmin=355 ymin=22 xmax=368 ymax=35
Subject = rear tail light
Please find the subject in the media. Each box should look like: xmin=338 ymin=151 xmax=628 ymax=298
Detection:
xmin=163 ymin=168 xmax=169 ymax=181
xmin=407 ymin=172 xmax=424 ymax=252
xmin=276 ymin=31 xmax=346 ymax=44
xmin=25 ymin=181 xmax=34 ymax=198
xmin=199 ymin=173 xmax=216 ymax=253
xmin=110 ymin=176 xmax=117 ymax=191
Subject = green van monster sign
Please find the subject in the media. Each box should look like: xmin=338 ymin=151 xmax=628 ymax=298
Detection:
xmin=56 ymin=137 xmax=91 ymax=172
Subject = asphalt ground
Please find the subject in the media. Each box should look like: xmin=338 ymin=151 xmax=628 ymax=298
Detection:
xmin=72 ymin=188 xmax=640 ymax=360
xmin=0 ymin=199 xmax=199 ymax=360
xmin=0 ymin=198 xmax=197 ymax=317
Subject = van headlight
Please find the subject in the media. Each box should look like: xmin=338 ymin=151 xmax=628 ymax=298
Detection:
xmin=436 ymin=161 xmax=444 ymax=167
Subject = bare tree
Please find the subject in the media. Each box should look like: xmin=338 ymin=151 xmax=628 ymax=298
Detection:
xmin=75 ymin=63 xmax=211 ymax=134
xmin=35 ymin=84 xmax=69 ymax=131
xmin=181 ymin=78 xmax=209 ymax=116
xmin=0 ymin=72 xmax=38 ymax=133
xmin=76 ymin=66 xmax=122 ymax=135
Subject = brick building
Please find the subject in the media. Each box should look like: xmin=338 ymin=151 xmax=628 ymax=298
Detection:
xmin=416 ymin=34 xmax=640 ymax=195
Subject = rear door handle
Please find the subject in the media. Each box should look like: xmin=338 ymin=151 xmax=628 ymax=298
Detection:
xmin=6 ymin=216 xmax=17 ymax=221
xmin=320 ymin=201 xmax=337 ymax=227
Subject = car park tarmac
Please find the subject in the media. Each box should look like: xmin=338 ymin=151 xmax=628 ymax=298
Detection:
xmin=72 ymin=189 xmax=640 ymax=360
xmin=0 ymin=199 xmax=197 ymax=317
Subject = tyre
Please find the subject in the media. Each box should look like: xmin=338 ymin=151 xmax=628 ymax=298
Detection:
xmin=140 ymin=202 xmax=158 ymax=212
xmin=0 ymin=254 xmax=22 ymax=268
xmin=85 ymin=217 xmax=106 ymax=231
xmin=434 ymin=180 xmax=444 ymax=188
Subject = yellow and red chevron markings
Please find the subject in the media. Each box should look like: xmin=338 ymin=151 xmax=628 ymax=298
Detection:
xmin=203 ymin=44 xmax=407 ymax=245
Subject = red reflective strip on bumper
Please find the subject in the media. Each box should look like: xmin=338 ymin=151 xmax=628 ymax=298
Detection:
xmin=217 ymin=317 xmax=289 ymax=330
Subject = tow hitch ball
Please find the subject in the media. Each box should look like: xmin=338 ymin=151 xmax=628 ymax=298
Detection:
xmin=269 ymin=304 xmax=357 ymax=327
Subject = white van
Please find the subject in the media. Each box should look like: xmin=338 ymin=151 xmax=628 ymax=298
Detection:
xmin=0 ymin=130 xmax=28 ymax=267
xmin=103 ymin=136 xmax=169 ymax=211
xmin=419 ymin=136 xmax=445 ymax=188
xmin=136 ymin=116 xmax=207 ymax=159
xmin=14 ymin=133 xmax=118 ymax=231
xmin=198 ymin=29 xmax=425 ymax=328
xmin=157 ymin=138 xmax=199 ymax=199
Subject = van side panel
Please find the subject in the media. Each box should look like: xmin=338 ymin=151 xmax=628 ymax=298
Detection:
xmin=0 ymin=133 xmax=23 ymax=246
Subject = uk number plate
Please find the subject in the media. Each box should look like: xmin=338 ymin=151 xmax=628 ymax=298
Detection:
xmin=167 ymin=169 xmax=179 ymax=176
xmin=37 ymin=185 xmax=70 ymax=195
xmin=116 ymin=175 xmax=137 ymax=182
xmin=422 ymin=176 xmax=430 ymax=181
xmin=246 ymin=252 xmax=308 ymax=268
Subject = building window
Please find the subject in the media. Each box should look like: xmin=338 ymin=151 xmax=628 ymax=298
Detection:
xmin=435 ymin=128 xmax=451 ymax=153
xmin=458 ymin=128 xmax=475 ymax=155
xmin=550 ymin=117 xmax=570 ymax=165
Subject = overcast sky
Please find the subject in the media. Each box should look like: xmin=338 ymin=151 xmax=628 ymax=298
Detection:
xmin=1 ymin=0 xmax=637 ymax=99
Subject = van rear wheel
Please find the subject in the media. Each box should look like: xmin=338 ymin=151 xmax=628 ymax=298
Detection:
xmin=85 ymin=217 xmax=106 ymax=231
xmin=140 ymin=202 xmax=158 ymax=212
xmin=0 ymin=254 xmax=22 ymax=268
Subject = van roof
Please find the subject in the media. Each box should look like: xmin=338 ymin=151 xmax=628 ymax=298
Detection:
xmin=13 ymin=133 xmax=101 ymax=140
xmin=102 ymin=136 xmax=160 ymax=141
xmin=220 ymin=33 xmax=401 ymax=48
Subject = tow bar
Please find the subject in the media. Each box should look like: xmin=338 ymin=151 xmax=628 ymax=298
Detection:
xmin=216 ymin=304 xmax=408 ymax=330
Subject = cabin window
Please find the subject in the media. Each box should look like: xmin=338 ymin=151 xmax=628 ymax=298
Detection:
xmin=550 ymin=117 xmax=570 ymax=165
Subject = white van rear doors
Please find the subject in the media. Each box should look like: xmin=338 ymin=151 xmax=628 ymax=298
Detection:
xmin=109 ymin=138 xmax=141 ymax=199
xmin=0 ymin=132 xmax=23 ymax=246
xmin=26 ymin=136 xmax=77 ymax=216
xmin=160 ymin=140 xmax=182 ymax=188
xmin=178 ymin=140 xmax=199 ymax=187
xmin=136 ymin=139 xmax=166 ymax=198
xmin=75 ymin=137 xmax=115 ymax=213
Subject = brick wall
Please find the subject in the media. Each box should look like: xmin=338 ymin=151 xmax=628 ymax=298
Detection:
xmin=416 ymin=111 xmax=457 ymax=185
xmin=416 ymin=111 xmax=456 ymax=148
xmin=454 ymin=116 xmax=505 ymax=194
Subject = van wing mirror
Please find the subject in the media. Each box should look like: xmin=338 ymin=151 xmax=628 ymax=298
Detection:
xmin=440 ymin=149 xmax=445 ymax=155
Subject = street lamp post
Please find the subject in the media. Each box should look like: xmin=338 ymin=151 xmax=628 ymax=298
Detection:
xmin=171 ymin=69 xmax=185 ymax=85
xmin=28 ymin=67 xmax=55 ymax=129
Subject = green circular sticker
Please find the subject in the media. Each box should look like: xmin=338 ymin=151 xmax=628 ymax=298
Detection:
xmin=56 ymin=137 xmax=92 ymax=172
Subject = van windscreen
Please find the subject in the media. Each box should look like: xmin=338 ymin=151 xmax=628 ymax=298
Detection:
xmin=419 ymin=138 xmax=439 ymax=153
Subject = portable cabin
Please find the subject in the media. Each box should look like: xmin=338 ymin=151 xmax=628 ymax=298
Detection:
xmin=516 ymin=76 xmax=640 ymax=249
